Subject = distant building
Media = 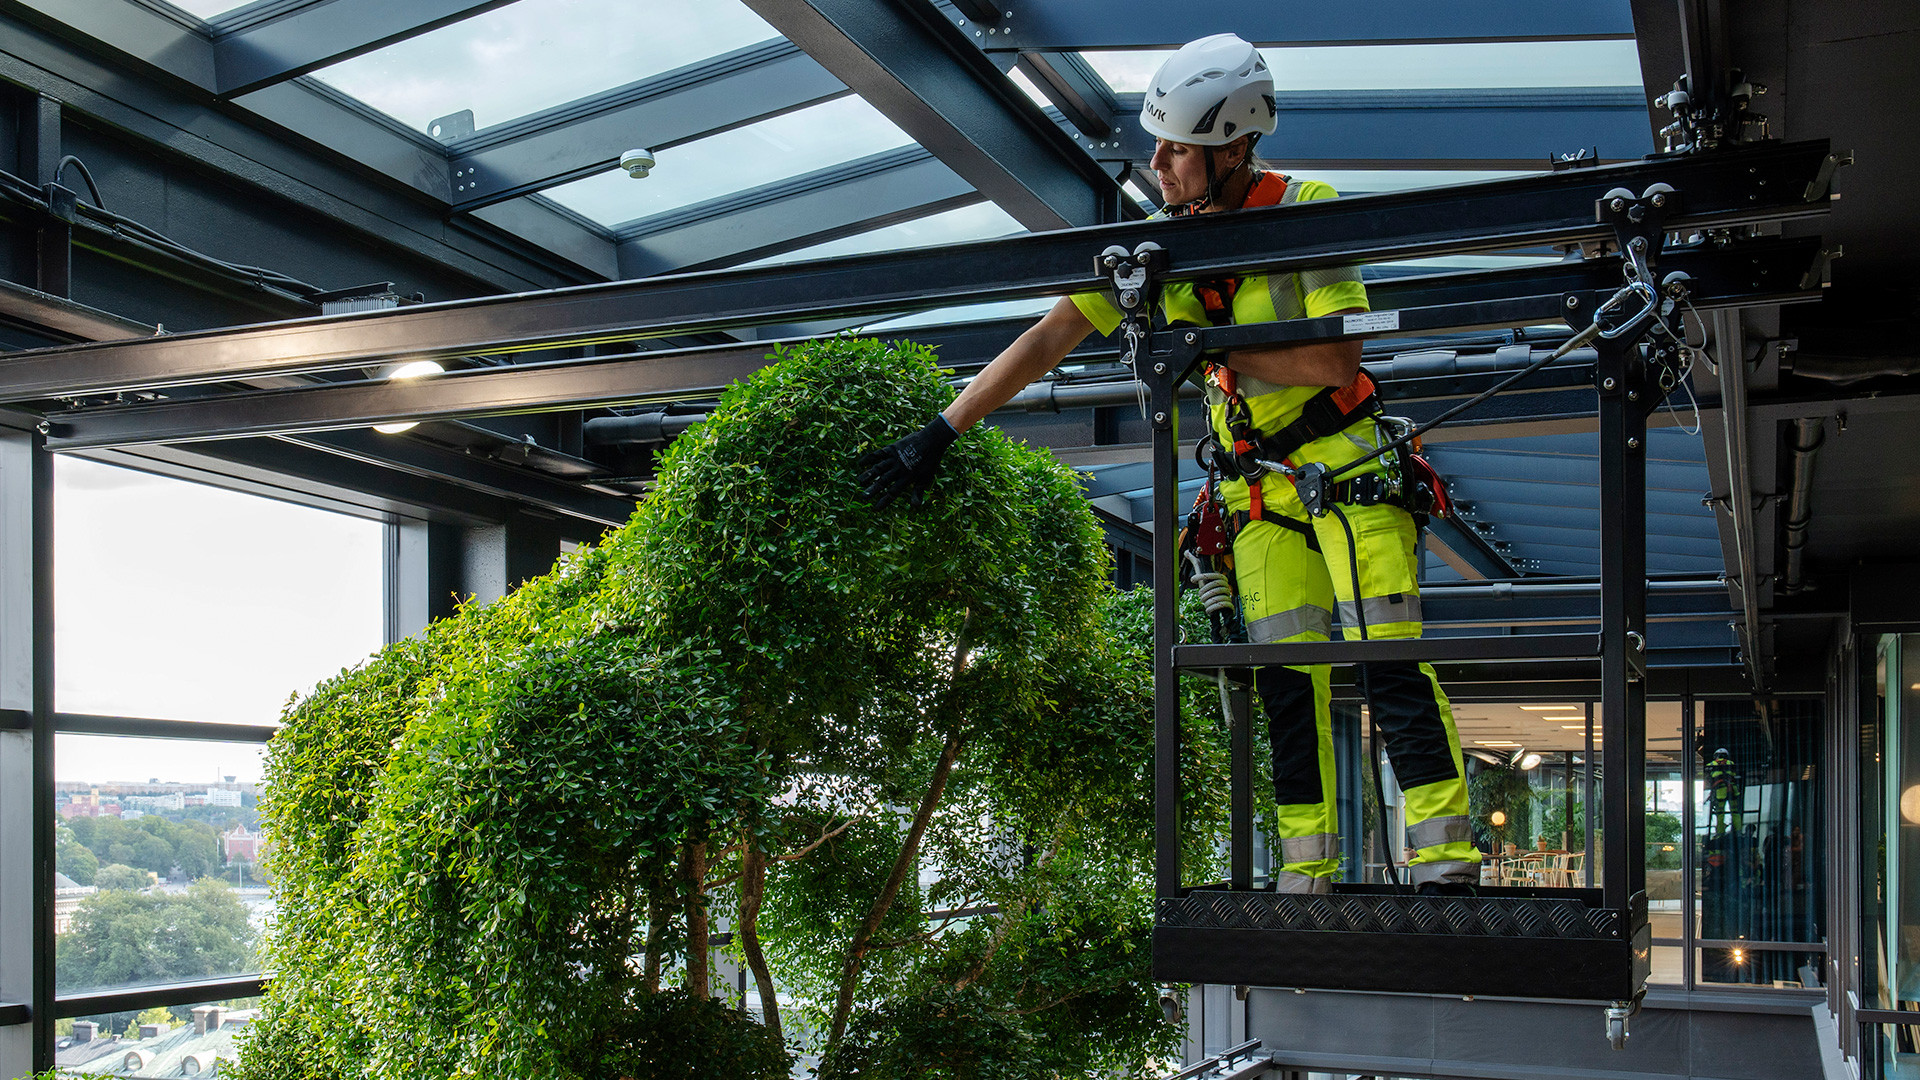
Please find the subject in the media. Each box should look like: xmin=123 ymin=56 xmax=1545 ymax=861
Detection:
xmin=125 ymin=792 xmax=186 ymax=812
xmin=55 ymin=1007 xmax=257 ymax=1077
xmin=202 ymin=789 xmax=243 ymax=808
xmin=52 ymin=872 xmax=94 ymax=934
xmin=221 ymin=823 xmax=264 ymax=864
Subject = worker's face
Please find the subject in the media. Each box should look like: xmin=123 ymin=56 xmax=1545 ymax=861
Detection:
xmin=1149 ymin=138 xmax=1246 ymax=206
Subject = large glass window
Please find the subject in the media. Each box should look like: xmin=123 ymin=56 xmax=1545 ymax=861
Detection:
xmin=1695 ymin=698 xmax=1825 ymax=987
xmin=54 ymin=736 xmax=270 ymax=996
xmin=54 ymin=993 xmax=261 ymax=1076
xmin=1874 ymin=635 xmax=1920 ymax=1013
xmin=56 ymin=458 xmax=384 ymax=725
xmin=305 ymin=0 xmax=778 ymax=135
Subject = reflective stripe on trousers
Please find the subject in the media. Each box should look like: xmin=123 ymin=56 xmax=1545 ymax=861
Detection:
xmin=1237 ymin=501 xmax=1479 ymax=886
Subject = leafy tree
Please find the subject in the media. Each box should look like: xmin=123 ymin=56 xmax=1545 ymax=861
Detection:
xmin=236 ymin=338 xmax=1211 ymax=1080
xmin=58 ymin=841 xmax=99 ymax=886
xmin=1469 ymin=766 xmax=1536 ymax=851
xmin=93 ymin=863 xmax=150 ymax=892
xmin=56 ymin=879 xmax=256 ymax=991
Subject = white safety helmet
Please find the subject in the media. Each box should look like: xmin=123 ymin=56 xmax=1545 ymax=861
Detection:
xmin=1139 ymin=34 xmax=1277 ymax=147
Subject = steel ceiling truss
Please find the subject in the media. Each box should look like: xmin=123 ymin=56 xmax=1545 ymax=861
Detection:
xmin=740 ymin=0 xmax=1132 ymax=230
xmin=0 ymin=140 xmax=1835 ymax=405
xmin=958 ymin=0 xmax=1636 ymax=52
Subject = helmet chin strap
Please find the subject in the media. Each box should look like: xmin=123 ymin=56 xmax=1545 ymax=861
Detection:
xmin=1172 ymin=137 xmax=1257 ymax=216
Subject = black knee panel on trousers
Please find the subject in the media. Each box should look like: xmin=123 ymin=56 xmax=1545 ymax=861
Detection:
xmin=1256 ymin=665 xmax=1323 ymax=805
xmin=1361 ymin=661 xmax=1459 ymax=790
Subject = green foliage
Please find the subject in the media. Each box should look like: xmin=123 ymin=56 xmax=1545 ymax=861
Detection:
xmin=91 ymin=862 xmax=147 ymax=892
xmin=57 ymin=838 xmax=98 ymax=886
xmin=239 ymin=338 xmax=1199 ymax=1079
xmin=818 ymin=985 xmax=1043 ymax=1080
xmin=598 ymin=991 xmax=792 ymax=1079
xmin=56 ymin=879 xmax=256 ymax=992
xmin=62 ymin=812 xmax=228 ymax=882
xmin=1468 ymin=766 xmax=1536 ymax=851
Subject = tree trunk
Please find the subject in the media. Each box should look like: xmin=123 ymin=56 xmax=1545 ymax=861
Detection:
xmin=683 ymin=839 xmax=710 ymax=999
xmin=827 ymin=732 xmax=964 ymax=1046
xmin=737 ymin=845 xmax=781 ymax=1043
xmin=643 ymin=878 xmax=671 ymax=995
xmin=954 ymin=829 xmax=1066 ymax=991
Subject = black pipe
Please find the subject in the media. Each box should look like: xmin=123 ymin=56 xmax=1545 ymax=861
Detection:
xmin=1781 ymin=417 xmax=1823 ymax=593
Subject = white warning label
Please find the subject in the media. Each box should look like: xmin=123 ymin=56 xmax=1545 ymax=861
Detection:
xmin=1343 ymin=310 xmax=1401 ymax=334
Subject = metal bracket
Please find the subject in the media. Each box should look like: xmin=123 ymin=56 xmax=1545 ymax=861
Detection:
xmin=1100 ymin=241 xmax=1169 ymax=428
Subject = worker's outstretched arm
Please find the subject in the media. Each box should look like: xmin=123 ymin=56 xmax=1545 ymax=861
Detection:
xmin=1222 ymin=307 xmax=1366 ymax=388
xmin=859 ymin=297 xmax=1095 ymax=506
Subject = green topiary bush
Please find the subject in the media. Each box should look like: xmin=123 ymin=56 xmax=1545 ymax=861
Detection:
xmin=234 ymin=336 xmax=1219 ymax=1080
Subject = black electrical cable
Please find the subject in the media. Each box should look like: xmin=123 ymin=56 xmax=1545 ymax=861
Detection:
xmin=1323 ymin=319 xmax=1605 ymax=485
xmin=54 ymin=156 xmax=104 ymax=209
xmin=0 ymin=159 xmax=325 ymax=300
xmin=1331 ymin=503 xmax=1404 ymax=892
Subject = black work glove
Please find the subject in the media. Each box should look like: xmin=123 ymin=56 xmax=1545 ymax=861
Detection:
xmin=857 ymin=415 xmax=959 ymax=508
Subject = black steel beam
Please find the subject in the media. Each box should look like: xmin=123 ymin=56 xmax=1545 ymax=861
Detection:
xmin=36 ymin=236 xmax=1827 ymax=447
xmin=975 ymin=0 xmax=1635 ymax=51
xmin=448 ymin=40 xmax=849 ymax=211
xmin=615 ymin=147 xmax=977 ymax=276
xmin=212 ymin=0 xmax=514 ymax=98
xmin=54 ymin=975 xmax=269 ymax=1018
xmin=1086 ymin=89 xmax=1653 ymax=171
xmin=0 ymin=1002 xmax=26 ymax=1026
xmin=1014 ymin=51 xmax=1118 ymax=139
xmin=0 ymin=9 xmax=606 ymax=288
xmin=1425 ymin=514 xmax=1520 ymax=579
xmin=739 ymin=0 xmax=1128 ymax=230
xmin=1176 ymin=632 xmax=1599 ymax=669
xmin=0 ymin=142 xmax=1834 ymax=402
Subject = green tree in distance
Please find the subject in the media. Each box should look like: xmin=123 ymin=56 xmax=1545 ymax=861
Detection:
xmin=57 ymin=879 xmax=256 ymax=992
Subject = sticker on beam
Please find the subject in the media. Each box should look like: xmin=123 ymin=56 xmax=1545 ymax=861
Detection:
xmin=1344 ymin=310 xmax=1401 ymax=334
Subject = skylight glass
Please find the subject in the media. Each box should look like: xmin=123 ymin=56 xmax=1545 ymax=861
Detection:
xmin=166 ymin=0 xmax=259 ymax=18
xmin=308 ymin=0 xmax=777 ymax=135
xmin=541 ymin=96 xmax=915 ymax=229
xmin=1083 ymin=39 xmax=1644 ymax=93
xmin=741 ymin=202 xmax=1024 ymax=267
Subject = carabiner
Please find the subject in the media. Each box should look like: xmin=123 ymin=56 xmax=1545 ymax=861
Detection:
xmin=1595 ymin=279 xmax=1661 ymax=340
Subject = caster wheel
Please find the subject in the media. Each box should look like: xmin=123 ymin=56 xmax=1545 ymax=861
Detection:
xmin=1607 ymin=1015 xmax=1627 ymax=1050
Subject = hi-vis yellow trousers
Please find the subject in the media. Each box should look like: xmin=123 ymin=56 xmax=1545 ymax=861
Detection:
xmin=1233 ymin=493 xmax=1481 ymax=891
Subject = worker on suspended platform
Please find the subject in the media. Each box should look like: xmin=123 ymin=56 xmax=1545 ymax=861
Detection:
xmin=858 ymin=34 xmax=1481 ymax=895
xmin=1706 ymin=747 xmax=1741 ymax=834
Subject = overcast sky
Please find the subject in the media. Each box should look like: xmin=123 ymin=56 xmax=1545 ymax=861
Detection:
xmin=55 ymin=457 xmax=384 ymax=786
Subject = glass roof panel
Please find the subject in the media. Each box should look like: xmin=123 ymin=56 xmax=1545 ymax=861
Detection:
xmin=740 ymin=202 xmax=1023 ymax=268
xmin=540 ymin=96 xmax=915 ymax=229
xmin=165 ymin=0 xmax=260 ymax=18
xmin=1083 ymin=40 xmax=1644 ymax=93
xmin=309 ymin=0 xmax=777 ymax=135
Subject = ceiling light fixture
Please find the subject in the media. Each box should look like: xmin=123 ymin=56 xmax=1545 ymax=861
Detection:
xmin=1520 ymin=705 xmax=1581 ymax=711
xmin=1510 ymin=747 xmax=1544 ymax=771
xmin=374 ymin=359 xmax=445 ymax=434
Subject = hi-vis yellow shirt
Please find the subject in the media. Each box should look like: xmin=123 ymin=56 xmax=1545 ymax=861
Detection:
xmin=1071 ymin=176 xmax=1378 ymax=513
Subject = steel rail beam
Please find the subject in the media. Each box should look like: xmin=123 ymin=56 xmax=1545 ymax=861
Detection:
xmin=739 ymin=0 xmax=1129 ymax=230
xmin=37 ymin=237 xmax=1825 ymax=448
xmin=971 ymin=0 xmax=1635 ymax=51
xmin=615 ymin=147 xmax=977 ymax=277
xmin=0 ymin=141 xmax=1835 ymax=404
xmin=448 ymin=40 xmax=849 ymax=211
xmin=1013 ymin=51 xmax=1118 ymax=139
xmin=1088 ymin=89 xmax=1655 ymax=171
xmin=211 ymin=0 xmax=514 ymax=98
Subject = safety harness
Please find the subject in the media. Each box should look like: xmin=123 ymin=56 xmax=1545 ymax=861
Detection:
xmin=1180 ymin=172 xmax=1442 ymax=539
